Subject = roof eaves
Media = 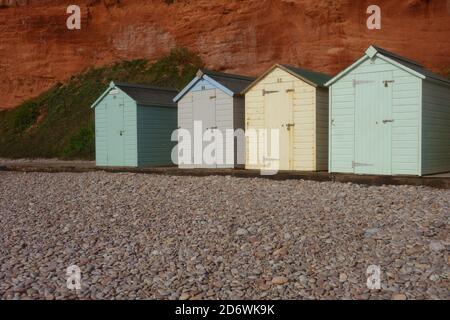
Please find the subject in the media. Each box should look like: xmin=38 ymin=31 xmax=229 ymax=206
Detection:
xmin=115 ymin=82 xmax=178 ymax=93
xmin=173 ymin=76 xmax=200 ymax=102
xmin=278 ymin=64 xmax=318 ymax=87
xmin=241 ymin=64 xmax=279 ymax=94
xmin=242 ymin=64 xmax=322 ymax=94
xmin=202 ymin=74 xmax=235 ymax=96
xmin=422 ymin=74 xmax=450 ymax=87
xmin=90 ymin=82 xmax=125 ymax=108
xmin=370 ymin=45 xmax=423 ymax=68
xmin=377 ymin=54 xmax=425 ymax=79
xmin=202 ymin=69 xmax=255 ymax=82
xmin=138 ymin=103 xmax=177 ymax=108
xmin=174 ymin=70 xmax=240 ymax=102
xmin=325 ymin=55 xmax=369 ymax=87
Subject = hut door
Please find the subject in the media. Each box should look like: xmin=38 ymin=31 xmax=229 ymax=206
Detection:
xmin=354 ymin=71 xmax=393 ymax=175
xmin=106 ymin=98 xmax=125 ymax=166
xmin=264 ymin=82 xmax=293 ymax=171
xmin=193 ymin=89 xmax=217 ymax=168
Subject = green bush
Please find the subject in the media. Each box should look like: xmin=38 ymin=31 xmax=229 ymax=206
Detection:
xmin=63 ymin=125 xmax=95 ymax=159
xmin=13 ymin=102 xmax=38 ymax=132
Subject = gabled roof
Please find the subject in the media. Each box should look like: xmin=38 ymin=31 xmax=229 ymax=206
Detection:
xmin=281 ymin=65 xmax=333 ymax=87
xmin=325 ymin=45 xmax=450 ymax=87
xmin=91 ymin=82 xmax=178 ymax=109
xmin=173 ymin=69 xmax=255 ymax=102
xmin=242 ymin=64 xmax=332 ymax=94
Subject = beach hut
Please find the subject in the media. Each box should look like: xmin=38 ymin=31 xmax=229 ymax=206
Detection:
xmin=174 ymin=69 xmax=255 ymax=168
xmin=326 ymin=45 xmax=450 ymax=176
xmin=242 ymin=64 xmax=332 ymax=171
xmin=91 ymin=81 xmax=178 ymax=167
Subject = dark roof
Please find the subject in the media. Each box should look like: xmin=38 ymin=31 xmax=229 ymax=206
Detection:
xmin=280 ymin=65 xmax=333 ymax=87
xmin=326 ymin=45 xmax=450 ymax=87
xmin=242 ymin=64 xmax=332 ymax=93
xmin=201 ymin=69 xmax=256 ymax=94
xmin=114 ymin=82 xmax=178 ymax=107
xmin=372 ymin=46 xmax=423 ymax=68
xmin=372 ymin=46 xmax=450 ymax=85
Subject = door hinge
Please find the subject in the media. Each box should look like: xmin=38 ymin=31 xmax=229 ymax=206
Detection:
xmin=353 ymin=80 xmax=374 ymax=87
xmin=262 ymin=89 xmax=279 ymax=96
xmin=352 ymin=161 xmax=374 ymax=168
xmin=383 ymin=80 xmax=395 ymax=87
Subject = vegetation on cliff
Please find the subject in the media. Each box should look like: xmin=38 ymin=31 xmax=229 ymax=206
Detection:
xmin=0 ymin=48 xmax=202 ymax=160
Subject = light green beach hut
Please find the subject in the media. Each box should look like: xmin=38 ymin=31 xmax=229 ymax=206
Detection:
xmin=326 ymin=46 xmax=450 ymax=176
xmin=91 ymin=82 xmax=178 ymax=167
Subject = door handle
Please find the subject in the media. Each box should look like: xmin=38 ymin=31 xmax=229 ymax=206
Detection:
xmin=286 ymin=123 xmax=295 ymax=131
xmin=209 ymin=126 xmax=218 ymax=130
xmin=383 ymin=80 xmax=395 ymax=87
xmin=382 ymin=119 xmax=394 ymax=124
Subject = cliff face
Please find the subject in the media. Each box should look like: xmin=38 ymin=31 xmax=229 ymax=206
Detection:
xmin=0 ymin=0 xmax=449 ymax=109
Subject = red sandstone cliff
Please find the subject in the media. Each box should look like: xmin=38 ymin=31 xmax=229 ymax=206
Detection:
xmin=0 ymin=0 xmax=449 ymax=109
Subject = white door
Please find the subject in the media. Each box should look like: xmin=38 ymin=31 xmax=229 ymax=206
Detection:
xmin=264 ymin=82 xmax=294 ymax=171
xmin=192 ymin=89 xmax=217 ymax=168
xmin=106 ymin=97 xmax=125 ymax=166
xmin=354 ymin=71 xmax=393 ymax=175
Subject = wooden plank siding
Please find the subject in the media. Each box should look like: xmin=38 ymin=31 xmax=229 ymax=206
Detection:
xmin=95 ymin=91 xmax=138 ymax=167
xmin=245 ymin=67 xmax=328 ymax=171
xmin=136 ymin=105 xmax=177 ymax=167
xmin=177 ymin=76 xmax=246 ymax=169
xmin=391 ymin=69 xmax=421 ymax=175
xmin=233 ymin=96 xmax=246 ymax=167
xmin=122 ymin=94 xmax=138 ymax=167
xmin=316 ymin=88 xmax=329 ymax=171
xmin=422 ymin=80 xmax=450 ymax=175
xmin=329 ymin=78 xmax=355 ymax=173
xmin=177 ymin=92 xmax=194 ymax=168
xmin=214 ymin=90 xmax=235 ymax=169
xmin=94 ymin=102 xmax=108 ymax=166
xmin=94 ymin=84 xmax=177 ymax=168
xmin=329 ymin=56 xmax=422 ymax=175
